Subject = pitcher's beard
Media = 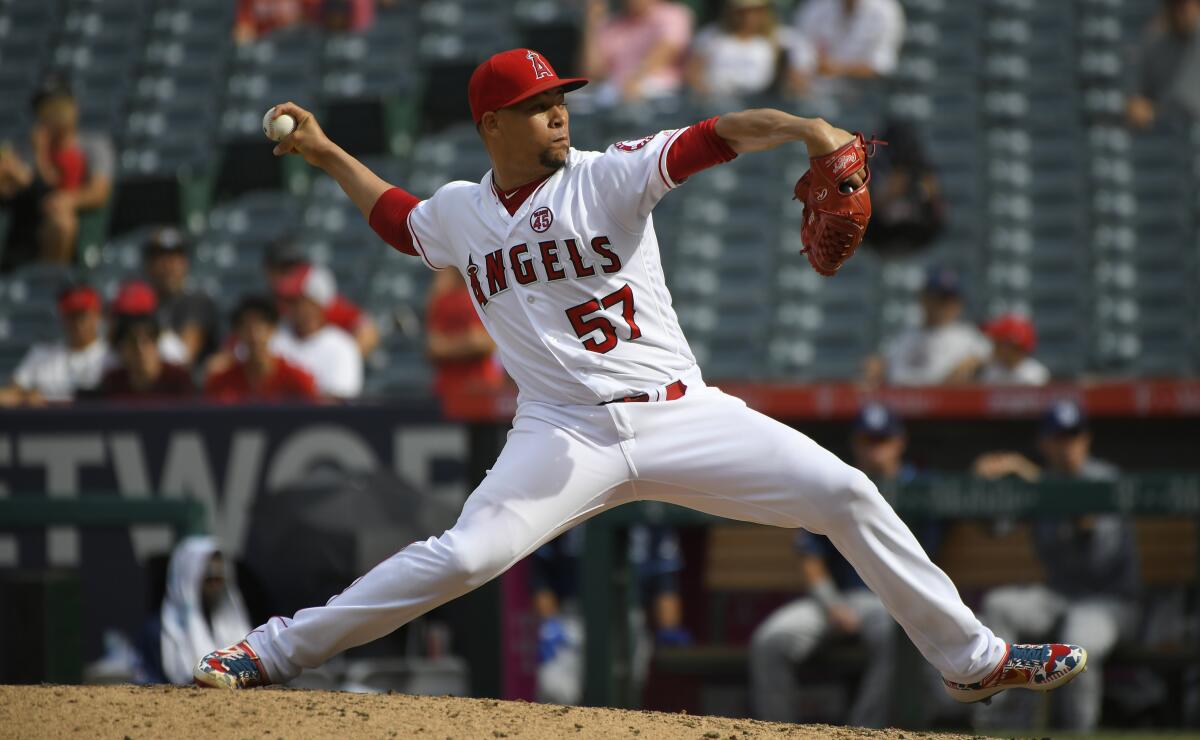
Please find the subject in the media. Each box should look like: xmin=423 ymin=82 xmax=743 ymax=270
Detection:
xmin=539 ymin=148 xmax=568 ymax=171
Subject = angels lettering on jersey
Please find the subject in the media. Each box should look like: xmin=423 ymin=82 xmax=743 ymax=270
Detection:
xmin=465 ymin=233 xmax=623 ymax=308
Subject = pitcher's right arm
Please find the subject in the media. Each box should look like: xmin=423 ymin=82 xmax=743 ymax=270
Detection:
xmin=267 ymin=102 xmax=424 ymax=257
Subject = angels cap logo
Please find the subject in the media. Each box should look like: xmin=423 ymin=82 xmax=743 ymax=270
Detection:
xmin=530 ymin=206 xmax=554 ymax=232
xmin=527 ymin=50 xmax=553 ymax=80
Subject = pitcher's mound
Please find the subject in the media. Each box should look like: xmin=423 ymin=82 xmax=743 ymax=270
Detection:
xmin=1 ymin=684 xmax=987 ymax=739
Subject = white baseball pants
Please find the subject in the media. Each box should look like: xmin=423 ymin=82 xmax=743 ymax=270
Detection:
xmin=246 ymin=379 xmax=1006 ymax=685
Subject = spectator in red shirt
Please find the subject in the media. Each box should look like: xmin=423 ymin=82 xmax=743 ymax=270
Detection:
xmin=263 ymin=237 xmax=379 ymax=356
xmin=234 ymin=0 xmax=375 ymax=43
xmin=0 ymin=74 xmax=114 ymax=269
xmin=426 ymin=269 xmax=504 ymax=401
xmin=205 ymin=295 xmax=319 ymax=402
xmin=96 ymin=315 xmax=194 ymax=400
xmin=234 ymin=0 xmax=309 ymax=43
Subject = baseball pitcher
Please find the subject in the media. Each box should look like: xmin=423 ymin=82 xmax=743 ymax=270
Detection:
xmin=195 ymin=49 xmax=1087 ymax=708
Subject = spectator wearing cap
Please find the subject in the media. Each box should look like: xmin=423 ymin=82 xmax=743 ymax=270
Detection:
xmin=96 ymin=315 xmax=194 ymax=400
xmin=979 ymin=314 xmax=1049 ymax=386
xmin=865 ymin=266 xmax=991 ymax=386
xmin=0 ymin=284 xmax=108 ymax=405
xmin=204 ymin=295 xmax=318 ymax=403
xmin=787 ymin=0 xmax=905 ymax=97
xmin=686 ymin=0 xmax=785 ymax=98
xmin=426 ymin=269 xmax=504 ymax=403
xmin=751 ymin=403 xmax=932 ymax=727
xmin=582 ymin=0 xmax=695 ymax=103
xmin=263 ymin=238 xmax=378 ymax=357
xmin=1126 ymin=0 xmax=1200 ymax=129
xmin=108 ymin=281 xmax=191 ymax=368
xmin=270 ymin=263 xmax=363 ymax=398
xmin=0 ymin=73 xmax=115 ymax=270
xmin=142 ymin=227 xmax=220 ymax=365
xmin=971 ymin=400 xmax=1137 ymax=731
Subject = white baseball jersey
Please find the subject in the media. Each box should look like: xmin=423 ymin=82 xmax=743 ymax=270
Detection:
xmin=406 ymin=129 xmax=697 ymax=405
xmin=237 ymin=119 xmax=1009 ymax=694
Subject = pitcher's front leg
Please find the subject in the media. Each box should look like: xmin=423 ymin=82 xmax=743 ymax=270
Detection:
xmin=196 ymin=408 xmax=633 ymax=688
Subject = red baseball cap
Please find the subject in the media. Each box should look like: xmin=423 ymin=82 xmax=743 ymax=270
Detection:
xmin=468 ymin=49 xmax=587 ymax=125
xmin=57 ymin=285 xmax=101 ymax=315
xmin=274 ymin=263 xmax=336 ymax=308
xmin=111 ymin=280 xmax=159 ymax=316
xmin=983 ymin=314 xmax=1036 ymax=353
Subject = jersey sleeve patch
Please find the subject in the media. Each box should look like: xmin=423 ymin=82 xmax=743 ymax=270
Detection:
xmin=614 ymin=135 xmax=656 ymax=152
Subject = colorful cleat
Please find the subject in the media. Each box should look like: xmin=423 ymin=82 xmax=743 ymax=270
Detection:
xmin=193 ymin=640 xmax=271 ymax=689
xmin=943 ymin=643 xmax=1087 ymax=704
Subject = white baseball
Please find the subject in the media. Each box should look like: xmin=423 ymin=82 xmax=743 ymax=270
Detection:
xmin=263 ymin=108 xmax=296 ymax=142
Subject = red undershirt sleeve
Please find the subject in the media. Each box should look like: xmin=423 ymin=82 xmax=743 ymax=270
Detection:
xmin=368 ymin=186 xmax=422 ymax=256
xmin=664 ymin=116 xmax=739 ymax=184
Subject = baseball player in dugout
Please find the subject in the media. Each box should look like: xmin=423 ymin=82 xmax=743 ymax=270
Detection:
xmin=195 ymin=49 xmax=1089 ymax=710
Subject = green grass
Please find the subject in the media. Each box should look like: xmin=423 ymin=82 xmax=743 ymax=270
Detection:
xmin=988 ymin=732 xmax=1200 ymax=739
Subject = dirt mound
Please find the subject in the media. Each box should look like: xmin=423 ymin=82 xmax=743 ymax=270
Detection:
xmin=0 ymin=685 xmax=987 ymax=740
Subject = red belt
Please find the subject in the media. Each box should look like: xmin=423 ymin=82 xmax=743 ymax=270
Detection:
xmin=603 ymin=380 xmax=687 ymax=405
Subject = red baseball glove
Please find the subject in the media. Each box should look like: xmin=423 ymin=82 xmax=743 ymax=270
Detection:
xmin=793 ymin=132 xmax=880 ymax=277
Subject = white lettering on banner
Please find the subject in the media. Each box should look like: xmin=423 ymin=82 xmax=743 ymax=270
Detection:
xmin=266 ymin=425 xmax=380 ymax=490
xmin=222 ymin=431 xmax=267 ymax=557
xmin=0 ymin=423 xmax=470 ymax=567
xmin=393 ymin=427 xmax=469 ymax=507
xmin=18 ymin=435 xmax=105 ymax=566
xmin=0 ymin=437 xmax=14 ymax=566
xmin=159 ymin=432 xmax=221 ymax=538
xmin=110 ymin=433 xmax=172 ymax=561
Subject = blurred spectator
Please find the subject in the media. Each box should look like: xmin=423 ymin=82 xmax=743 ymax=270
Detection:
xmin=204 ymin=295 xmax=318 ymax=402
xmin=582 ymin=0 xmax=695 ymax=104
xmin=315 ymin=0 xmax=375 ymax=33
xmin=109 ymin=280 xmax=191 ymax=368
xmin=96 ymin=315 xmax=194 ymax=400
xmin=532 ymin=523 xmax=691 ymax=705
xmin=234 ymin=0 xmax=374 ymax=43
xmin=979 ymin=314 xmax=1049 ymax=386
xmin=271 ymin=263 xmax=363 ymax=398
xmin=0 ymin=283 xmax=107 ymax=406
xmin=787 ymin=0 xmax=905 ymax=95
xmin=865 ymin=266 xmax=990 ymax=386
xmin=142 ymin=227 xmax=220 ymax=365
xmin=1125 ymin=0 xmax=1200 ymax=129
xmin=142 ymin=537 xmax=252 ymax=685
xmin=751 ymin=403 xmax=923 ymax=727
xmin=426 ymin=269 xmax=504 ymax=402
xmin=265 ymin=237 xmax=379 ymax=356
xmin=685 ymin=0 xmax=784 ymax=98
xmin=234 ymin=0 xmax=310 ymax=43
xmin=0 ymin=74 xmax=114 ymax=269
xmin=863 ymin=119 xmax=945 ymax=256
xmin=971 ymin=400 xmax=1138 ymax=731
